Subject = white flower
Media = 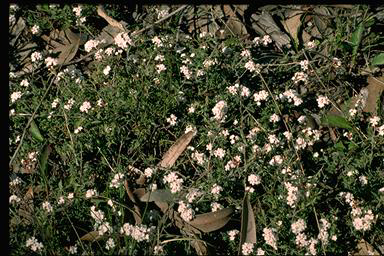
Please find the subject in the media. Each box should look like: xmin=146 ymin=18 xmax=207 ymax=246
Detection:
xmin=241 ymin=243 xmax=254 ymax=255
xmin=292 ymin=71 xmax=308 ymax=84
xmin=105 ymin=238 xmax=115 ymax=250
xmin=42 ymin=201 xmax=53 ymax=213
xmin=369 ymin=116 xmax=380 ymax=127
xmin=85 ymin=189 xmax=98 ymax=198
xmin=74 ymin=126 xmax=83 ymax=134
xmin=212 ymin=100 xmax=227 ymax=122
xmin=213 ymin=148 xmax=226 ymax=159
xmin=51 ymin=98 xmax=60 ymax=108
xmin=73 ymin=6 xmax=82 ymax=17
xmin=257 ymin=248 xmax=265 ymax=255
xmin=26 ymin=237 xmax=44 ymax=252
xmin=188 ymin=105 xmax=195 ymax=113
xmin=45 ymin=57 xmax=58 ymax=68
xmin=90 ymin=205 xmax=105 ymax=223
xmin=154 ymin=245 xmax=164 ymax=255
xmin=9 ymin=177 xmax=22 ymax=186
xmin=98 ymin=222 xmax=112 ymax=235
xmin=291 ymin=219 xmax=306 ymax=234
xmin=359 ymin=175 xmax=368 ymax=185
xmin=31 ymin=51 xmax=43 ymax=62
xmin=144 ymin=167 xmax=154 ymax=178
xmin=262 ymin=35 xmax=272 ymax=45
xmin=177 ymin=201 xmax=195 ymax=221
xmin=270 ymin=114 xmax=280 ymax=123
xmin=240 ymin=49 xmax=251 ymax=58
xmin=103 ymin=65 xmax=111 ymax=76
xmin=349 ymin=108 xmax=357 ymax=117
xmin=244 ymin=60 xmax=261 ymax=73
xmin=156 ymin=64 xmax=167 ymax=74
xmin=80 ymin=101 xmax=92 ymax=113
xmin=211 ymin=184 xmax=223 ymax=196
xmin=57 ymin=196 xmax=65 ymax=205
xmin=166 ymin=114 xmax=177 ymax=126
xmin=211 ymin=202 xmax=223 ymax=212
xmin=68 ymin=245 xmax=78 ymax=254
xmin=67 ymin=192 xmax=74 ymax=199
xmin=317 ymin=95 xmax=330 ymax=108
xmin=248 ymin=174 xmax=261 ymax=186
xmin=154 ymin=54 xmax=165 ymax=62
xmin=31 ymin=25 xmax=40 ymax=35
xmin=110 ymin=173 xmax=124 ymax=188
xmin=263 ymin=227 xmax=278 ymax=250
xmin=298 ymin=115 xmax=306 ymax=124
xmin=152 ymin=36 xmax=163 ymax=47
xmin=10 ymin=91 xmax=22 ymax=103
xmin=378 ymin=125 xmax=384 ymax=136
xmin=332 ymin=58 xmax=342 ymax=68
xmin=84 ymin=39 xmax=100 ymax=52
xmin=300 ymin=60 xmax=309 ymax=71
xmin=228 ymin=229 xmax=239 ymax=241
xmin=114 ymin=32 xmax=133 ymax=49
xmin=306 ymin=40 xmax=316 ymax=49
xmin=9 ymin=194 xmax=21 ymax=204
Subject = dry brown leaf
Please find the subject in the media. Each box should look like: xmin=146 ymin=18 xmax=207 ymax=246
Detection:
xmin=139 ymin=189 xmax=175 ymax=202
xmin=133 ymin=188 xmax=146 ymax=199
xmin=157 ymin=130 xmax=196 ymax=169
xmin=363 ymin=76 xmax=384 ymax=114
xmin=190 ymin=239 xmax=208 ymax=256
xmin=80 ymin=231 xmax=102 ymax=242
xmin=124 ymin=180 xmax=142 ymax=224
xmin=97 ymin=5 xmax=125 ymax=31
xmin=42 ymin=29 xmax=82 ymax=65
xmin=219 ymin=5 xmax=248 ymax=37
xmin=188 ymin=208 xmax=233 ymax=233
xmin=282 ymin=10 xmax=302 ymax=45
xmin=239 ymin=193 xmax=256 ymax=250
xmin=352 ymin=239 xmax=380 ymax=255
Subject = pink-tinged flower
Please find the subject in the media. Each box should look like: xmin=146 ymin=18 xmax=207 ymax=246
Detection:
xmin=80 ymin=101 xmax=92 ymax=113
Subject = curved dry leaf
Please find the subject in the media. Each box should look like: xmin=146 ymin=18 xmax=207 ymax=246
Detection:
xmin=80 ymin=231 xmax=102 ymax=242
xmin=140 ymin=189 xmax=175 ymax=202
xmin=282 ymin=10 xmax=302 ymax=44
xmin=42 ymin=29 xmax=81 ymax=65
xmin=190 ymin=239 xmax=208 ymax=256
xmin=133 ymin=188 xmax=146 ymax=199
xmin=158 ymin=130 xmax=196 ymax=169
xmin=188 ymin=208 xmax=234 ymax=233
xmin=239 ymin=193 xmax=256 ymax=250
xmin=97 ymin=5 xmax=125 ymax=31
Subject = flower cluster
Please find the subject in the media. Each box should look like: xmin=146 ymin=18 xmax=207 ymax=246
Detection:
xmin=110 ymin=173 xmax=124 ymax=188
xmin=26 ymin=237 xmax=44 ymax=252
xmin=177 ymin=201 xmax=195 ymax=221
xmin=212 ymin=100 xmax=227 ymax=122
xmin=163 ymin=172 xmax=183 ymax=193
xmin=263 ymin=227 xmax=278 ymax=250
xmin=120 ymin=223 xmax=153 ymax=242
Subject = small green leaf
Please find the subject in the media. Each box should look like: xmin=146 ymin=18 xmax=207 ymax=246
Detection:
xmin=371 ymin=53 xmax=384 ymax=66
xmin=350 ymin=22 xmax=365 ymax=66
xmin=29 ymin=120 xmax=44 ymax=142
xmin=321 ymin=115 xmax=353 ymax=130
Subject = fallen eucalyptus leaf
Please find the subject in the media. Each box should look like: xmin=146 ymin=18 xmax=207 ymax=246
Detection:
xmin=158 ymin=130 xmax=196 ymax=169
xmin=80 ymin=231 xmax=102 ymax=242
xmin=140 ymin=189 xmax=175 ymax=202
xmin=321 ymin=115 xmax=353 ymax=130
xmin=239 ymin=193 xmax=256 ymax=251
xmin=188 ymin=208 xmax=234 ymax=233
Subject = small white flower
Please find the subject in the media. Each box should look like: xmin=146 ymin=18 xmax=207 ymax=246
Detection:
xmin=45 ymin=57 xmax=58 ymax=68
xmin=74 ymin=126 xmax=83 ymax=134
xmin=42 ymin=201 xmax=53 ymax=213
xmin=67 ymin=192 xmax=74 ymax=199
xmin=317 ymin=95 xmax=330 ymax=108
xmin=144 ymin=167 xmax=154 ymax=178
xmin=103 ymin=65 xmax=111 ymax=76
xmin=270 ymin=113 xmax=280 ymax=123
xmin=31 ymin=25 xmax=40 ymax=35
xmin=85 ymin=189 xmax=98 ymax=198
xmin=68 ymin=245 xmax=78 ymax=254
xmin=9 ymin=194 xmax=21 ymax=204
xmin=10 ymin=91 xmax=22 ymax=103
xmin=369 ymin=116 xmax=380 ymax=127
xmin=300 ymin=60 xmax=309 ymax=71
xmin=306 ymin=40 xmax=316 ymax=49
xmin=80 ymin=101 xmax=92 ymax=113
xmin=241 ymin=242 xmax=254 ymax=255
xmin=105 ymin=238 xmax=115 ymax=250
xmin=57 ymin=196 xmax=65 ymax=205
xmin=31 ymin=51 xmax=43 ymax=62
xmin=248 ymin=174 xmax=261 ymax=186
xmin=26 ymin=237 xmax=44 ymax=252
xmin=228 ymin=229 xmax=239 ymax=241
xmin=166 ymin=114 xmax=177 ymax=126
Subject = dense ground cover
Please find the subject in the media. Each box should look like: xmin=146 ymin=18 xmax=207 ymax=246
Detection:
xmin=9 ymin=4 xmax=384 ymax=255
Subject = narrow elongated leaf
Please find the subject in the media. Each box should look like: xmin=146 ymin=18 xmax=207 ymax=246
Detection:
xmin=351 ymin=22 xmax=365 ymax=65
xmin=29 ymin=120 xmax=44 ymax=142
xmin=139 ymin=189 xmax=175 ymax=202
xmin=321 ymin=115 xmax=353 ymax=130
xmin=371 ymin=53 xmax=384 ymax=66
xmin=39 ymin=144 xmax=52 ymax=174
xmin=239 ymin=193 xmax=256 ymax=253
xmin=188 ymin=208 xmax=233 ymax=233
xmin=158 ymin=130 xmax=196 ymax=168
xmin=80 ymin=231 xmax=102 ymax=242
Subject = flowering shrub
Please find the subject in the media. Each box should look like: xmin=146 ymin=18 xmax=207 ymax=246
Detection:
xmin=9 ymin=3 xmax=384 ymax=256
